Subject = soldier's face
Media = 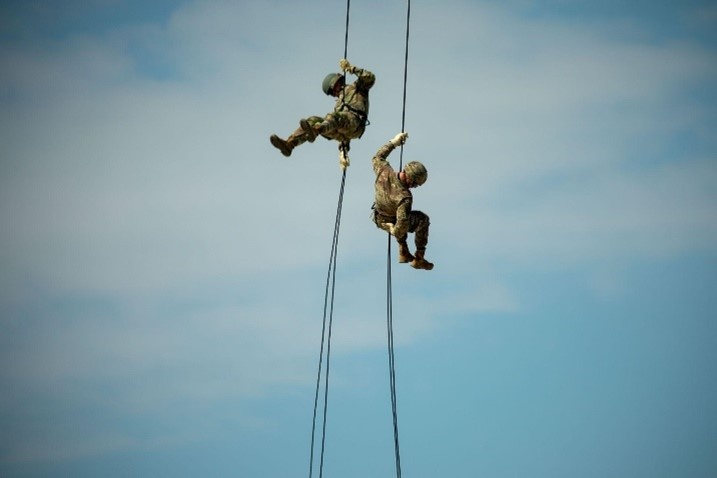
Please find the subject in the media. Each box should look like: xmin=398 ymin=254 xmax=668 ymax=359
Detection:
xmin=400 ymin=171 xmax=417 ymax=188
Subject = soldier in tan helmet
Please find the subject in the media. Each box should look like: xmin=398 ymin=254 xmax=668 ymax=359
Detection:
xmin=270 ymin=58 xmax=375 ymax=162
xmin=371 ymin=132 xmax=433 ymax=270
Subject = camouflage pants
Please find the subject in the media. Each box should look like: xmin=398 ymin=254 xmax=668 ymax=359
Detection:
xmin=373 ymin=209 xmax=431 ymax=251
xmin=287 ymin=112 xmax=366 ymax=147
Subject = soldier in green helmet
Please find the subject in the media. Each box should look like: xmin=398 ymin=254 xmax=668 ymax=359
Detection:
xmin=371 ymin=132 xmax=434 ymax=270
xmin=270 ymin=58 xmax=375 ymax=159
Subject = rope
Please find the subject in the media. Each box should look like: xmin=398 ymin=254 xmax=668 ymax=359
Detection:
xmin=398 ymin=0 xmax=411 ymax=171
xmin=343 ymin=0 xmax=351 ymax=59
xmin=339 ymin=0 xmax=352 ymax=152
xmin=309 ymin=169 xmax=347 ymax=478
xmin=308 ymin=1 xmax=412 ymax=476
xmin=309 ymin=3 xmax=351 ymax=478
xmin=387 ymin=2 xmax=411 ymax=478
xmin=386 ymin=236 xmax=402 ymax=478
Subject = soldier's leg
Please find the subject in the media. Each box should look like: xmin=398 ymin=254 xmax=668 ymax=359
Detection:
xmin=372 ymin=210 xmax=416 ymax=265
xmin=392 ymin=232 xmax=414 ymax=263
xmin=298 ymin=116 xmax=325 ymax=143
xmin=408 ymin=211 xmax=433 ymax=270
xmin=373 ymin=211 xmax=395 ymax=234
xmin=271 ymin=118 xmax=317 ymax=157
xmin=314 ymin=112 xmax=363 ymax=140
xmin=289 ymin=115 xmax=323 ymax=145
xmin=397 ymin=239 xmax=414 ymax=263
xmin=408 ymin=210 xmax=430 ymax=250
xmin=270 ymin=117 xmax=321 ymax=156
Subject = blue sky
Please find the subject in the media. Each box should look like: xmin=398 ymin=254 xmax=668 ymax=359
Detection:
xmin=1 ymin=0 xmax=716 ymax=477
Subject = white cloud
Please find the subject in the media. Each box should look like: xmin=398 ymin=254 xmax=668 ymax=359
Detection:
xmin=407 ymin=2 xmax=717 ymax=268
xmin=0 ymin=0 xmax=714 ymax=333
xmin=1 ymin=0 xmax=716 ymax=464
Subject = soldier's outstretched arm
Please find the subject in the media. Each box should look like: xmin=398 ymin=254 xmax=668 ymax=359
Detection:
xmin=372 ymin=132 xmax=408 ymax=174
xmin=339 ymin=58 xmax=376 ymax=90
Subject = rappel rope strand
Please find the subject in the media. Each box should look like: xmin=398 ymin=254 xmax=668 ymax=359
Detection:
xmin=309 ymin=165 xmax=347 ymax=478
xmin=319 ymin=171 xmax=346 ymax=478
xmin=398 ymin=0 xmax=411 ymax=171
xmin=339 ymin=0 xmax=352 ymax=156
xmin=387 ymin=2 xmax=411 ymax=478
xmin=308 ymin=2 xmax=351 ymax=478
xmin=309 ymin=171 xmax=346 ymax=478
xmin=386 ymin=238 xmax=402 ymax=478
xmin=343 ymin=0 xmax=351 ymax=59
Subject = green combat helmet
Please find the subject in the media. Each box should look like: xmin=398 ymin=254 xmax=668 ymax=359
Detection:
xmin=404 ymin=161 xmax=428 ymax=186
xmin=322 ymin=73 xmax=345 ymax=95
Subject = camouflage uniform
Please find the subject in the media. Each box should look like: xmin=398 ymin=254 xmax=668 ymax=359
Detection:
xmin=287 ymin=65 xmax=375 ymax=149
xmin=371 ymin=140 xmax=430 ymax=252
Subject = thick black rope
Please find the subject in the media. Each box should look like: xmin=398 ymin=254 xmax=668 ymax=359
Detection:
xmin=386 ymin=235 xmax=401 ymax=478
xmin=343 ymin=0 xmax=351 ymax=59
xmin=398 ymin=0 xmax=411 ymax=171
xmin=309 ymin=170 xmax=347 ymax=478
xmin=309 ymin=3 xmax=351 ymax=478
xmin=387 ymin=2 xmax=411 ymax=478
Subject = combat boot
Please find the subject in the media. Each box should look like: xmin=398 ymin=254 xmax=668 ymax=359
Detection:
xmin=411 ymin=250 xmax=434 ymax=270
xmin=397 ymin=241 xmax=414 ymax=263
xmin=270 ymin=135 xmax=293 ymax=157
xmin=299 ymin=119 xmax=318 ymax=142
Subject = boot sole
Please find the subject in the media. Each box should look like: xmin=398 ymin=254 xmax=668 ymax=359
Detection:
xmin=270 ymin=135 xmax=292 ymax=157
xmin=411 ymin=261 xmax=434 ymax=270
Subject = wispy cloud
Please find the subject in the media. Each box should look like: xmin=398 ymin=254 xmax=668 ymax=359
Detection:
xmin=0 ymin=0 xmax=715 ymax=467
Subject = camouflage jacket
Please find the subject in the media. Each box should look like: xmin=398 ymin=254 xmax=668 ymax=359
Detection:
xmin=372 ymin=140 xmax=412 ymax=239
xmin=334 ymin=65 xmax=375 ymax=118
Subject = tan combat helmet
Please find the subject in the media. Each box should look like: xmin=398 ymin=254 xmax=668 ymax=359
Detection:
xmin=322 ymin=73 xmax=345 ymax=95
xmin=404 ymin=161 xmax=428 ymax=186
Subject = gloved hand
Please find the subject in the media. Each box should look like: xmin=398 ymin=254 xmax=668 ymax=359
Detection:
xmin=381 ymin=222 xmax=396 ymax=236
xmin=339 ymin=58 xmax=354 ymax=73
xmin=390 ymin=132 xmax=408 ymax=147
xmin=339 ymin=148 xmax=350 ymax=170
